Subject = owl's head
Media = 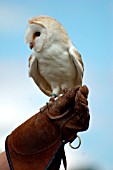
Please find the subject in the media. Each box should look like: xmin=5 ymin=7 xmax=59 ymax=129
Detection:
xmin=25 ymin=16 xmax=70 ymax=52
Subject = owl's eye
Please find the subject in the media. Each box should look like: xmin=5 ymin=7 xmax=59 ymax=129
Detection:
xmin=34 ymin=32 xmax=41 ymax=38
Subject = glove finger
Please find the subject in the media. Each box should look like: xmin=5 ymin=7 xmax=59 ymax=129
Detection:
xmin=79 ymin=85 xmax=89 ymax=99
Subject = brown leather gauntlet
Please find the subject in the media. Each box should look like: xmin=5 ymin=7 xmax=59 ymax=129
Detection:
xmin=5 ymin=85 xmax=90 ymax=170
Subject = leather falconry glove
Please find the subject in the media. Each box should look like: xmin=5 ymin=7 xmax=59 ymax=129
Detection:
xmin=5 ymin=85 xmax=90 ymax=170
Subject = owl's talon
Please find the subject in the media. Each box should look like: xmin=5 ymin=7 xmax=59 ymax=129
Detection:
xmin=49 ymin=97 xmax=55 ymax=102
xmin=49 ymin=93 xmax=57 ymax=102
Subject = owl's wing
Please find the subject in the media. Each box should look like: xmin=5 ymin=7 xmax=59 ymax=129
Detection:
xmin=68 ymin=46 xmax=84 ymax=85
xmin=28 ymin=55 xmax=52 ymax=96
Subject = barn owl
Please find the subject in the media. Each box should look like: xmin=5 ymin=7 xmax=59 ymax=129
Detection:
xmin=25 ymin=16 xmax=84 ymax=99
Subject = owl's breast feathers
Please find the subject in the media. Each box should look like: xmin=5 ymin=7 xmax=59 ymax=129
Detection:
xmin=35 ymin=44 xmax=83 ymax=88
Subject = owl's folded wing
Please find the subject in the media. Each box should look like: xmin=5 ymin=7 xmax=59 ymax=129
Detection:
xmin=68 ymin=46 xmax=84 ymax=85
xmin=28 ymin=55 xmax=52 ymax=96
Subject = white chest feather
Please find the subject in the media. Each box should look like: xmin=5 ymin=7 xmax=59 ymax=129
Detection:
xmin=35 ymin=44 xmax=77 ymax=87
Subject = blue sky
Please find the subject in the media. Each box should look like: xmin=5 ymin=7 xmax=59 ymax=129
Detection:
xmin=0 ymin=0 xmax=113 ymax=169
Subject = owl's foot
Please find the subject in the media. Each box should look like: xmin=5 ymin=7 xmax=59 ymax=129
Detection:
xmin=49 ymin=97 xmax=55 ymax=102
xmin=49 ymin=94 xmax=57 ymax=102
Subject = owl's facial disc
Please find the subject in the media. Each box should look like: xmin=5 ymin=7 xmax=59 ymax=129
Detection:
xmin=25 ymin=21 xmax=47 ymax=52
xmin=29 ymin=32 xmax=41 ymax=49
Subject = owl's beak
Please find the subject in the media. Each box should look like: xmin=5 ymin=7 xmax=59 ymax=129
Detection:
xmin=29 ymin=42 xmax=34 ymax=49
